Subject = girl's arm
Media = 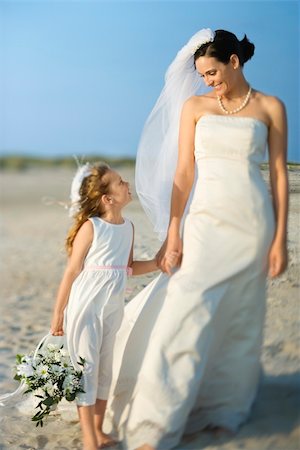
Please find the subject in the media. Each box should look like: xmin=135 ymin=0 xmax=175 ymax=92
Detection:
xmin=267 ymin=96 xmax=289 ymax=278
xmin=51 ymin=220 xmax=93 ymax=335
xmin=127 ymin=223 xmax=159 ymax=276
xmin=160 ymin=97 xmax=196 ymax=274
xmin=131 ymin=258 xmax=158 ymax=276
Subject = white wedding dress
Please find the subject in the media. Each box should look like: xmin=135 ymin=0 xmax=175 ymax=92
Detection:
xmin=104 ymin=115 xmax=275 ymax=449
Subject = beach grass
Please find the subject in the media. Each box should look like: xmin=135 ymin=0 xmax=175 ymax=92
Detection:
xmin=0 ymin=156 xmax=299 ymax=172
xmin=260 ymin=162 xmax=300 ymax=171
xmin=0 ymin=155 xmax=135 ymax=171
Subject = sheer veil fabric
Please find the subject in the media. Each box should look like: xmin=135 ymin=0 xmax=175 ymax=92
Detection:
xmin=135 ymin=28 xmax=215 ymax=241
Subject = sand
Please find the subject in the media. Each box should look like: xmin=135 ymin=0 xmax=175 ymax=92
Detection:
xmin=0 ymin=166 xmax=299 ymax=450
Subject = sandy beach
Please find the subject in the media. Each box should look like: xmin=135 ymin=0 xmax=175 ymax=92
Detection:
xmin=0 ymin=166 xmax=299 ymax=450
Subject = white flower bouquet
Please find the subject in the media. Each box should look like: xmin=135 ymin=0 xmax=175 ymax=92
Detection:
xmin=14 ymin=342 xmax=85 ymax=427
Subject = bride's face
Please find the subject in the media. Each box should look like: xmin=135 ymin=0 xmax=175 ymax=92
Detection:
xmin=195 ymin=55 xmax=239 ymax=96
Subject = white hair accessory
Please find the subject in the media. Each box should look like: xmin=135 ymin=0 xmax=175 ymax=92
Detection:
xmin=188 ymin=28 xmax=215 ymax=55
xmin=135 ymin=28 xmax=215 ymax=241
xmin=69 ymin=162 xmax=92 ymax=217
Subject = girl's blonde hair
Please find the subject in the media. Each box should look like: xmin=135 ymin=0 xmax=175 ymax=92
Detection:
xmin=65 ymin=162 xmax=111 ymax=255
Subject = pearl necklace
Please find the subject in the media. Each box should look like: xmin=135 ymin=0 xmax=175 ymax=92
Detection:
xmin=217 ymin=86 xmax=252 ymax=115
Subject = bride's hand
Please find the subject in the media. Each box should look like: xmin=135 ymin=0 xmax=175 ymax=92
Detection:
xmin=164 ymin=250 xmax=181 ymax=272
xmin=161 ymin=234 xmax=183 ymax=275
xmin=268 ymin=239 xmax=288 ymax=278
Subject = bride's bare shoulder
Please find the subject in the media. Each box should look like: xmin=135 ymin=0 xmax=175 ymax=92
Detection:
xmin=254 ymin=89 xmax=284 ymax=108
xmin=188 ymin=93 xmax=215 ymax=105
xmin=253 ymin=89 xmax=286 ymax=121
xmin=183 ymin=93 xmax=215 ymax=118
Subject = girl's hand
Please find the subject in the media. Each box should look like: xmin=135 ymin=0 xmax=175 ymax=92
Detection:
xmin=268 ymin=240 xmax=288 ymax=278
xmin=155 ymin=239 xmax=168 ymax=268
xmin=50 ymin=313 xmax=64 ymax=336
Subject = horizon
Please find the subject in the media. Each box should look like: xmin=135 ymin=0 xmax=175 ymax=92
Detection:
xmin=1 ymin=155 xmax=300 ymax=166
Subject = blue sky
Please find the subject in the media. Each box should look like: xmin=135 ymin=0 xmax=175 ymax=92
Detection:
xmin=0 ymin=0 xmax=299 ymax=162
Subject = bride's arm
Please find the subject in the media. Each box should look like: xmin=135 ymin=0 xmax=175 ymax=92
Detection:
xmin=266 ymin=96 xmax=289 ymax=278
xmin=160 ymin=97 xmax=197 ymax=274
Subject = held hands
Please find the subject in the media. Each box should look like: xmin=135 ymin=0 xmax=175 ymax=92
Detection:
xmin=268 ymin=239 xmax=288 ymax=278
xmin=156 ymin=233 xmax=183 ymax=275
xmin=50 ymin=313 xmax=64 ymax=336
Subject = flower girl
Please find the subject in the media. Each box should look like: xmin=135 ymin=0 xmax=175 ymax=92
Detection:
xmin=50 ymin=162 xmax=161 ymax=449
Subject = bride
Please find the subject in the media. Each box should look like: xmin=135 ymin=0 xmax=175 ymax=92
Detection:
xmin=104 ymin=28 xmax=288 ymax=449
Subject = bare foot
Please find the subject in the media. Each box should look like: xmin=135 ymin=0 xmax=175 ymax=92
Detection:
xmin=97 ymin=431 xmax=118 ymax=448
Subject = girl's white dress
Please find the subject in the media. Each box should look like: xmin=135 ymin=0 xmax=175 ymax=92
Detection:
xmin=0 ymin=216 xmax=133 ymax=413
xmin=65 ymin=216 xmax=133 ymax=405
xmin=104 ymin=116 xmax=275 ymax=449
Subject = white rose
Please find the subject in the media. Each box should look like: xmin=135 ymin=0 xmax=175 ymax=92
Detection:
xmin=63 ymin=374 xmax=73 ymax=388
xmin=24 ymin=355 xmax=34 ymax=365
xmin=17 ymin=363 xmax=34 ymax=378
xmin=44 ymin=382 xmax=56 ymax=396
xmin=59 ymin=348 xmax=68 ymax=358
xmin=62 ymin=374 xmax=76 ymax=394
xmin=54 ymin=352 xmax=62 ymax=363
xmin=51 ymin=364 xmax=63 ymax=376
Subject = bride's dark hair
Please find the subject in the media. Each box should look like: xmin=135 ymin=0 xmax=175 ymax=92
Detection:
xmin=194 ymin=29 xmax=255 ymax=67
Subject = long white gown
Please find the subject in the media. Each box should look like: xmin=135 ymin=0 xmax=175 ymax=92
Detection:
xmin=104 ymin=115 xmax=275 ymax=449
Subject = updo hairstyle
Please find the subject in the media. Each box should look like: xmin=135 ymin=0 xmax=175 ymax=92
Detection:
xmin=194 ymin=29 xmax=255 ymax=67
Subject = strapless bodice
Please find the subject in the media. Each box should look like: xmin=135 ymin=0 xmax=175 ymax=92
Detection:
xmin=194 ymin=115 xmax=268 ymax=165
xmin=190 ymin=114 xmax=273 ymax=219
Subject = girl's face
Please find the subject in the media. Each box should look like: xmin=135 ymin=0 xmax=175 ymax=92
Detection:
xmin=195 ymin=55 xmax=239 ymax=97
xmin=107 ymin=170 xmax=132 ymax=207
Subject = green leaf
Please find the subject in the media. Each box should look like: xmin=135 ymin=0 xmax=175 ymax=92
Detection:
xmin=42 ymin=397 xmax=55 ymax=406
xmin=66 ymin=393 xmax=76 ymax=402
xmin=16 ymin=354 xmax=24 ymax=364
xmin=77 ymin=356 xmax=86 ymax=366
xmin=35 ymin=419 xmax=44 ymax=427
xmin=32 ymin=409 xmax=44 ymax=417
xmin=14 ymin=374 xmax=22 ymax=381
